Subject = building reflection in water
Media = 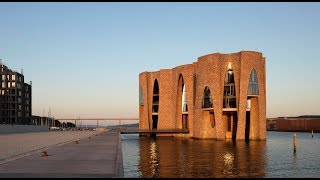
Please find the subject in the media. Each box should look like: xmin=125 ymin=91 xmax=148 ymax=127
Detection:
xmin=138 ymin=137 xmax=266 ymax=178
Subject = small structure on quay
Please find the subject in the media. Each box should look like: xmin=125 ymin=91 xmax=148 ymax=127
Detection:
xmin=139 ymin=51 xmax=266 ymax=140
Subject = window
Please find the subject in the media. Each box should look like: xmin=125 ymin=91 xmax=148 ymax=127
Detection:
xmin=12 ymin=74 xmax=15 ymax=81
xmin=182 ymin=84 xmax=188 ymax=112
xmin=248 ymin=69 xmax=259 ymax=95
xmin=152 ymin=80 xmax=159 ymax=113
xmin=202 ymin=86 xmax=213 ymax=108
xmin=246 ymin=99 xmax=251 ymax=108
xmin=223 ymin=63 xmax=236 ymax=108
xmin=12 ymin=82 xmax=15 ymax=88
xmin=1 ymin=82 xmax=5 ymax=88
xmin=139 ymin=86 xmax=143 ymax=105
xmin=2 ymin=75 xmax=5 ymax=80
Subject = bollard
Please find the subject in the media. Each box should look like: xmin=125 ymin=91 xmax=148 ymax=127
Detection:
xmin=41 ymin=151 xmax=49 ymax=157
xmin=293 ymin=133 xmax=297 ymax=154
xmin=312 ymin=130 xmax=314 ymax=138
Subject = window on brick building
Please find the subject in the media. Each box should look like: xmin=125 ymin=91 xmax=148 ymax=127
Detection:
xmin=202 ymin=86 xmax=213 ymax=108
xmin=248 ymin=69 xmax=259 ymax=95
xmin=223 ymin=63 xmax=236 ymax=108
xmin=139 ymin=86 xmax=143 ymax=105
xmin=182 ymin=84 xmax=188 ymax=112
xmin=152 ymin=79 xmax=159 ymax=113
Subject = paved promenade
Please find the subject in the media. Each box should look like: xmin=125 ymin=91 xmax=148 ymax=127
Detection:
xmin=0 ymin=129 xmax=123 ymax=178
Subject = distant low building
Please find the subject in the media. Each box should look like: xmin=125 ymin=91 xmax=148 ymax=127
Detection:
xmin=31 ymin=115 xmax=54 ymax=127
xmin=266 ymin=118 xmax=277 ymax=131
xmin=267 ymin=116 xmax=320 ymax=132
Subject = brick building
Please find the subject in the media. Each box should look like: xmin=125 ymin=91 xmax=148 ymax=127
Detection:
xmin=139 ymin=51 xmax=266 ymax=140
xmin=0 ymin=60 xmax=32 ymax=125
xmin=267 ymin=117 xmax=320 ymax=132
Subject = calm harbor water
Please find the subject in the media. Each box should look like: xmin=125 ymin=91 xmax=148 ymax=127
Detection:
xmin=121 ymin=131 xmax=320 ymax=178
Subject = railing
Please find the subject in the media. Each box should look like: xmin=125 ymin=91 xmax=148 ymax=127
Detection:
xmin=54 ymin=118 xmax=139 ymax=128
xmin=55 ymin=118 xmax=139 ymax=120
xmin=120 ymin=128 xmax=189 ymax=134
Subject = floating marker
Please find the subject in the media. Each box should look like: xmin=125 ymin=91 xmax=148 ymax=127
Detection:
xmin=293 ymin=133 xmax=297 ymax=154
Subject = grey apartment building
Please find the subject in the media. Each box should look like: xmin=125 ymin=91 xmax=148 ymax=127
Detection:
xmin=0 ymin=60 xmax=32 ymax=125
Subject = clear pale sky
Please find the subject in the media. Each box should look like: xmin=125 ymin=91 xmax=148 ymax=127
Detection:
xmin=1 ymin=2 xmax=320 ymax=125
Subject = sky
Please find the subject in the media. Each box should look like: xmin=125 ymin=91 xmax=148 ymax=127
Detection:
xmin=1 ymin=2 xmax=320 ymax=125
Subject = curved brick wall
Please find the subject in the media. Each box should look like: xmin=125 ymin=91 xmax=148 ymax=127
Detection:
xmin=139 ymin=51 xmax=266 ymax=140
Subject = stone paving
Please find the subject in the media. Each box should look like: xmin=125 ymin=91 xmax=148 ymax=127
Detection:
xmin=0 ymin=130 xmax=123 ymax=178
xmin=0 ymin=131 xmax=102 ymax=164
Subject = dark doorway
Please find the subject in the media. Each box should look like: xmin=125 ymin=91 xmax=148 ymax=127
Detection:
xmin=152 ymin=115 xmax=158 ymax=129
xmin=232 ymin=112 xmax=238 ymax=140
xmin=151 ymin=115 xmax=158 ymax=138
xmin=227 ymin=114 xmax=232 ymax=132
xmin=225 ymin=112 xmax=238 ymax=140
xmin=182 ymin=114 xmax=188 ymax=130
xmin=245 ymin=111 xmax=250 ymax=141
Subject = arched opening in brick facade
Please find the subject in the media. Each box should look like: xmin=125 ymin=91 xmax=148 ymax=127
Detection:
xmin=202 ymin=86 xmax=215 ymax=128
xmin=245 ymin=69 xmax=260 ymax=141
xmin=202 ymin=86 xmax=212 ymax=108
xmin=223 ymin=63 xmax=238 ymax=140
xmin=248 ymin=69 xmax=259 ymax=96
xmin=152 ymin=79 xmax=159 ymax=130
xmin=223 ymin=63 xmax=236 ymax=108
xmin=177 ymin=74 xmax=188 ymax=130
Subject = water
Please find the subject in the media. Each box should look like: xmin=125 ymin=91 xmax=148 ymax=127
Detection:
xmin=121 ymin=131 xmax=320 ymax=178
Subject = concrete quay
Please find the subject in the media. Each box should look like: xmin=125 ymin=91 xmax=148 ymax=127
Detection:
xmin=0 ymin=129 xmax=123 ymax=178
